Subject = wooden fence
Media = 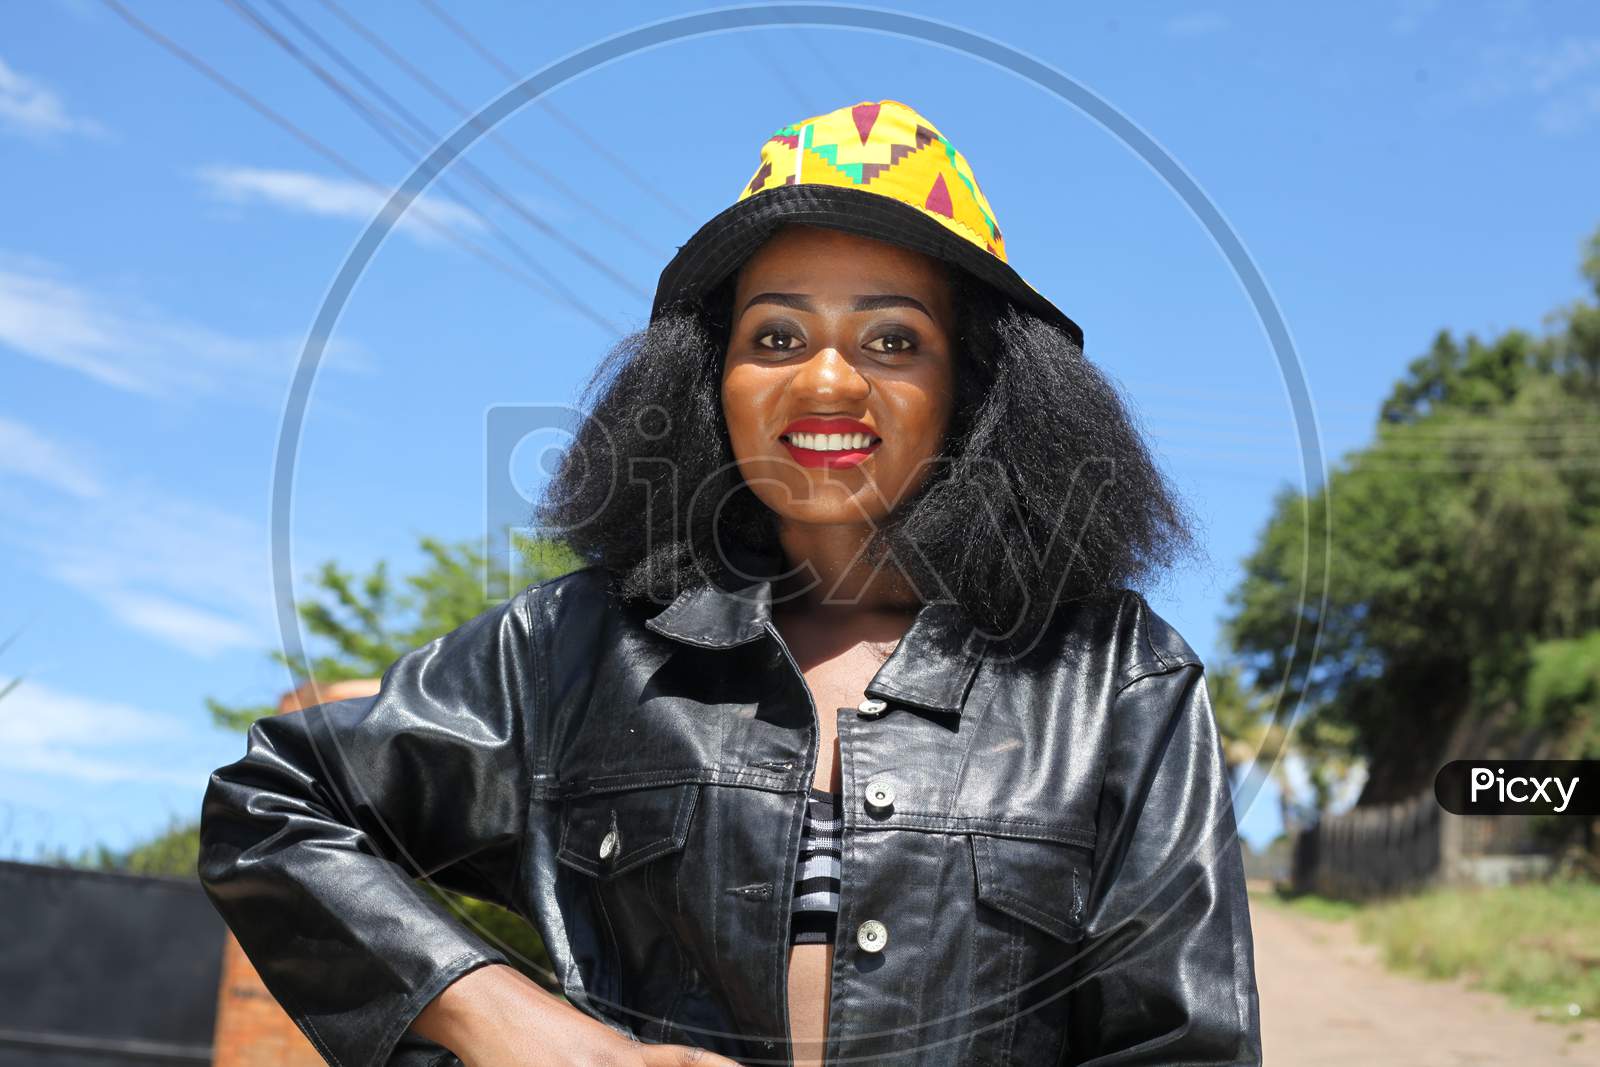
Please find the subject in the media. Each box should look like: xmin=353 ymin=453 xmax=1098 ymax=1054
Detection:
xmin=1291 ymin=790 xmax=1556 ymax=899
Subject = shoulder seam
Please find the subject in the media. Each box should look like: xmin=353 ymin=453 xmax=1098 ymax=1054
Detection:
xmin=1116 ymin=656 xmax=1201 ymax=695
xmin=1119 ymin=589 xmax=1202 ymax=690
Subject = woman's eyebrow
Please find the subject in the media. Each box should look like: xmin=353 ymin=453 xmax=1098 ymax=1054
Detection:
xmin=739 ymin=292 xmax=933 ymax=317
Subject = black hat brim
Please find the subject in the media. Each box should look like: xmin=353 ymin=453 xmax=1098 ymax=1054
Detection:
xmin=650 ymin=184 xmax=1084 ymax=349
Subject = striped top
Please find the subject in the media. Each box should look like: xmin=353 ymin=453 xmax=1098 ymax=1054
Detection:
xmin=791 ymin=786 xmax=842 ymax=945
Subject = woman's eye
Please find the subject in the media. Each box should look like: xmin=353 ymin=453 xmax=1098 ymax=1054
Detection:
xmin=866 ymin=333 xmax=916 ymax=354
xmin=755 ymin=329 xmax=802 ymax=352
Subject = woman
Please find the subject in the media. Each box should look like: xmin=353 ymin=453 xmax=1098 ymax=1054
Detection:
xmin=199 ymin=100 xmax=1261 ymax=1067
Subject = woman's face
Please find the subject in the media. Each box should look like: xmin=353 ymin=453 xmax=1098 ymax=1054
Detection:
xmin=721 ymin=224 xmax=957 ymax=530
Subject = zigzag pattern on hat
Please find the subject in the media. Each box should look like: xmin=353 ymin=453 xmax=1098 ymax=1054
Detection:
xmin=737 ymin=100 xmax=1007 ymax=261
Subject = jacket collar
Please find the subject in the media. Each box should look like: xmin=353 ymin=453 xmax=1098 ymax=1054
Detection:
xmin=644 ymin=560 xmax=986 ymax=716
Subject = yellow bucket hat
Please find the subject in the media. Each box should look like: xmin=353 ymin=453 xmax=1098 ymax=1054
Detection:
xmin=652 ymin=99 xmax=1083 ymax=347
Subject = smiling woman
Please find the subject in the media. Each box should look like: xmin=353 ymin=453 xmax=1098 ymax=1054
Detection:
xmin=540 ymin=222 xmax=1193 ymax=646
xmin=199 ymin=98 xmax=1260 ymax=1067
xmin=724 ymin=226 xmax=956 ymax=514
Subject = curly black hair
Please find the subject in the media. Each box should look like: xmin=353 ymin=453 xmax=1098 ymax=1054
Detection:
xmin=533 ymin=261 xmax=1196 ymax=647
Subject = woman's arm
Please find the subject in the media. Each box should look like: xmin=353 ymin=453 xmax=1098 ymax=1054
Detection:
xmin=410 ymin=963 xmax=745 ymax=1067
xmin=1063 ymin=661 xmax=1263 ymax=1066
xmin=197 ymin=588 xmax=542 ymax=1067
xmin=198 ymin=583 xmax=746 ymax=1067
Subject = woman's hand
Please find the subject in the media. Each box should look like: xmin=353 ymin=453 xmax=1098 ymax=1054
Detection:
xmin=412 ymin=963 xmax=746 ymax=1067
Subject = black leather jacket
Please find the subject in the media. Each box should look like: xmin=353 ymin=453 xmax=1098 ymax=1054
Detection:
xmin=198 ymin=564 xmax=1261 ymax=1067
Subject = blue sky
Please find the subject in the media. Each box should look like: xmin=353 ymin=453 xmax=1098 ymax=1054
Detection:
xmin=2 ymin=0 xmax=1597 ymax=860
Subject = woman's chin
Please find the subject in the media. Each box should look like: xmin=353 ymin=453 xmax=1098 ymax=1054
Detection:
xmin=762 ymin=493 xmax=894 ymax=530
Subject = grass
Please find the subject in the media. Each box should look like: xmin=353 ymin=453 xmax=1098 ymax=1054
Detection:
xmin=1255 ymin=879 xmax=1600 ymax=1023
xmin=1256 ymin=887 xmax=1362 ymax=923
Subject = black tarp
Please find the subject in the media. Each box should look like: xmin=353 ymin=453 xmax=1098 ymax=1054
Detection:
xmin=0 ymin=860 xmax=224 ymax=1066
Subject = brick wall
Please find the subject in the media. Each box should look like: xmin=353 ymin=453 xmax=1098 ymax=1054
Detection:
xmin=211 ymin=935 xmax=326 ymax=1067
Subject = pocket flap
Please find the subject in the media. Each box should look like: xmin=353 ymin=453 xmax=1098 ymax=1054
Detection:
xmin=971 ymin=831 xmax=1090 ymax=942
xmin=556 ymin=782 xmax=700 ymax=879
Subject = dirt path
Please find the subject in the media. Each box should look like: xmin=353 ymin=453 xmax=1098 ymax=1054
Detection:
xmin=1248 ymin=889 xmax=1600 ymax=1065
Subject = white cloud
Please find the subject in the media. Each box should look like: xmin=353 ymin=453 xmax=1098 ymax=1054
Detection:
xmin=0 ymin=419 xmax=273 ymax=658
xmin=1526 ymin=39 xmax=1600 ymax=133
xmin=0 ymin=261 xmax=268 ymax=397
xmin=1538 ymin=84 xmax=1600 ymax=135
xmin=1526 ymin=36 xmax=1600 ymax=93
xmin=33 ymin=490 xmax=273 ymax=657
xmin=0 ymin=56 xmax=106 ymax=139
xmin=1164 ymin=11 xmax=1227 ymax=36
xmin=0 ymin=418 xmax=367 ymax=662
xmin=0 ymin=252 xmax=363 ymax=401
xmin=0 ymin=414 xmax=103 ymax=498
xmin=1459 ymin=36 xmax=1600 ymax=135
xmin=96 ymin=590 xmax=262 ymax=659
xmin=195 ymin=164 xmax=486 ymax=245
xmin=0 ymin=679 xmax=204 ymax=787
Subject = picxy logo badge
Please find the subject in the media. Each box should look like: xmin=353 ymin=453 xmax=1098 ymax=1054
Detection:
xmin=1435 ymin=760 xmax=1599 ymax=816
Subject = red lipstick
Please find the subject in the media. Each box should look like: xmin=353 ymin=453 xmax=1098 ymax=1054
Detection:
xmin=779 ymin=417 xmax=882 ymax=469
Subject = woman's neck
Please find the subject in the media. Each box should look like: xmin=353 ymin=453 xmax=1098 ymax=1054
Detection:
xmin=771 ymin=521 xmax=921 ymax=619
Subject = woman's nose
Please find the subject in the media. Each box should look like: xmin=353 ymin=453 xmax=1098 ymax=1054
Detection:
xmin=790 ymin=344 xmax=869 ymax=402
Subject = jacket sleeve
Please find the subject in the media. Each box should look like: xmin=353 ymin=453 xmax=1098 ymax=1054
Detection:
xmin=197 ymin=585 xmax=544 ymax=1067
xmin=1062 ymin=660 xmax=1263 ymax=1065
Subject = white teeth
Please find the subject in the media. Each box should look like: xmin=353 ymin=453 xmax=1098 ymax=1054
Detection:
xmin=784 ymin=431 xmax=878 ymax=452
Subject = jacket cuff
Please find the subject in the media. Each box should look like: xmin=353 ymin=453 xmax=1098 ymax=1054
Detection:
xmin=318 ymin=946 xmax=508 ymax=1067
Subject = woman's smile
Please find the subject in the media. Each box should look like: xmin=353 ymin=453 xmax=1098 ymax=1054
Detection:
xmin=779 ymin=416 xmax=883 ymax=468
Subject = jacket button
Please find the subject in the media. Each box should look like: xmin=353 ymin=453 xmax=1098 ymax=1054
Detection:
xmin=857 ymin=697 xmax=887 ymax=716
xmin=864 ymin=779 xmax=896 ymax=811
xmin=856 ymin=919 xmax=888 ymax=953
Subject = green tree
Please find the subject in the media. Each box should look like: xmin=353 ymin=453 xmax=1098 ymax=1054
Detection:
xmin=1225 ymin=226 xmax=1600 ymax=804
xmin=1524 ymin=630 xmax=1600 ymax=760
xmin=51 ymin=815 xmax=203 ymax=876
xmin=1208 ymin=662 xmax=1355 ymax=836
xmin=206 ymin=536 xmax=583 ymax=732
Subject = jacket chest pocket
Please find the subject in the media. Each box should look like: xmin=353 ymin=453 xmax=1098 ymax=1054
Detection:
xmin=556 ymin=781 xmax=701 ymax=880
xmin=971 ymin=832 xmax=1089 ymax=942
xmin=554 ymin=781 xmax=704 ymax=1043
xmin=966 ymin=830 xmax=1093 ymax=1066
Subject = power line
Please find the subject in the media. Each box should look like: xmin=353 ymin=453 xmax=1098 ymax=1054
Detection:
xmin=99 ymin=0 xmax=623 ymax=334
xmin=793 ymin=29 xmax=857 ymax=105
xmin=257 ymin=0 xmax=647 ymax=299
xmin=740 ymin=32 xmax=815 ymax=117
xmin=314 ymin=0 xmax=663 ymax=258
xmin=415 ymin=0 xmax=697 ymax=225
xmin=223 ymin=0 xmax=643 ymax=305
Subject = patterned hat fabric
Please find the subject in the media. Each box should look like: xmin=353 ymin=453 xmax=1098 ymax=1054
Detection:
xmin=651 ymin=99 xmax=1083 ymax=347
xmin=740 ymin=101 xmax=1007 ymax=263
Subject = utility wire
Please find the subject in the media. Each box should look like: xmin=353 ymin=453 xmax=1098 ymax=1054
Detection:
xmin=99 ymin=0 xmax=622 ymax=334
xmin=314 ymin=0 xmax=662 ymax=257
xmin=259 ymin=0 xmax=646 ymax=298
xmin=224 ymin=0 xmax=643 ymax=306
xmin=793 ymin=29 xmax=857 ymax=106
xmin=740 ymin=33 xmax=814 ymax=117
xmin=415 ymin=0 xmax=697 ymax=225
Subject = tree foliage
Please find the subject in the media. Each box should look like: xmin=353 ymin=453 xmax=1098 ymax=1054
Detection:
xmin=206 ymin=536 xmax=583 ymax=732
xmin=1208 ymin=660 xmax=1358 ymax=830
xmin=1224 ymin=226 xmax=1600 ymax=803
xmin=51 ymin=814 xmax=202 ymax=877
xmin=1524 ymin=629 xmax=1600 ymax=760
